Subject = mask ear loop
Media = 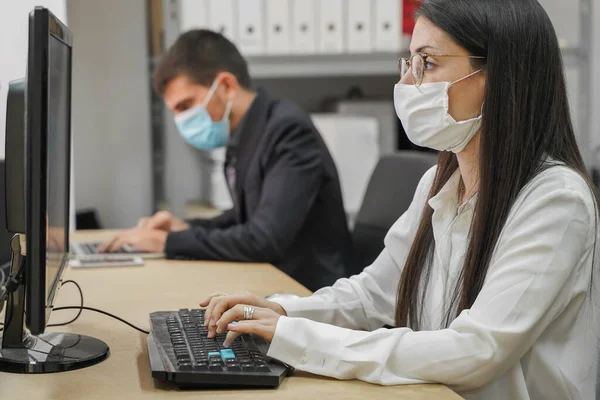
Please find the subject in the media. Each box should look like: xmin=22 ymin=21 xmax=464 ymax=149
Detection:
xmin=449 ymin=69 xmax=483 ymax=87
xmin=202 ymin=79 xmax=221 ymax=107
xmin=222 ymin=99 xmax=233 ymax=122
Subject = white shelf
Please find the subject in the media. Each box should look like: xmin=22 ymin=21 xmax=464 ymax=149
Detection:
xmin=247 ymin=53 xmax=406 ymax=79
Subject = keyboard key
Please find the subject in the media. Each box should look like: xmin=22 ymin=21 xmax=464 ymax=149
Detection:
xmin=209 ymin=364 xmax=223 ymax=371
xmin=178 ymin=362 xmax=192 ymax=371
xmin=193 ymin=363 xmax=209 ymax=371
xmin=241 ymin=363 xmax=255 ymax=372
xmin=209 ymin=356 xmax=224 ymax=365
xmin=220 ymin=349 xmax=235 ymax=359
xmin=256 ymin=363 xmax=271 ymax=372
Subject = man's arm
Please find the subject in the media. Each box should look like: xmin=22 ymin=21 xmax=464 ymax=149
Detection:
xmin=165 ymin=119 xmax=324 ymax=263
xmin=187 ymin=208 xmax=237 ymax=230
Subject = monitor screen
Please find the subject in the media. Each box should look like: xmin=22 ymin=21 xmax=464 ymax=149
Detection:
xmin=45 ymin=34 xmax=71 ymax=304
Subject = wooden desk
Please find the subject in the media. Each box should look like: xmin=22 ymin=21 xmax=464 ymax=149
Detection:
xmin=0 ymin=231 xmax=462 ymax=400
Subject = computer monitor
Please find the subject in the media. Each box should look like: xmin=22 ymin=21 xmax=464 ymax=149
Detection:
xmin=0 ymin=7 xmax=108 ymax=373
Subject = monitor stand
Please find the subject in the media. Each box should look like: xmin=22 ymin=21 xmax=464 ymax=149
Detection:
xmin=0 ymin=234 xmax=109 ymax=373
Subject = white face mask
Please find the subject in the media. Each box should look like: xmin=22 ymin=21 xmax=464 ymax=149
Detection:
xmin=393 ymin=70 xmax=483 ymax=153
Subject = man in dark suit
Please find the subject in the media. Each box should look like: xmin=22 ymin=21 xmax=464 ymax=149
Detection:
xmin=100 ymin=30 xmax=352 ymax=291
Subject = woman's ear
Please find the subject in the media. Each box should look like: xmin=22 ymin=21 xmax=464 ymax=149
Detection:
xmin=477 ymin=70 xmax=487 ymax=95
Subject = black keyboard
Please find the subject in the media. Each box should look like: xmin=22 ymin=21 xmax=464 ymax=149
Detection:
xmin=147 ymin=309 xmax=292 ymax=389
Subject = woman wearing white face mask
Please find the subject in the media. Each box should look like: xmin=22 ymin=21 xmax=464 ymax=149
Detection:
xmin=198 ymin=0 xmax=600 ymax=398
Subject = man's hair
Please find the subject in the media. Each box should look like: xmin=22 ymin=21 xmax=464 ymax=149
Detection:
xmin=153 ymin=29 xmax=252 ymax=94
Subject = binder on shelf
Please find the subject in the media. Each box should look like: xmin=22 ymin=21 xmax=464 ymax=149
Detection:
xmin=266 ymin=0 xmax=292 ymax=54
xmin=291 ymin=0 xmax=317 ymax=54
xmin=207 ymin=0 xmax=237 ymax=42
xmin=237 ymin=0 xmax=266 ymax=55
xmin=318 ymin=0 xmax=345 ymax=54
xmin=347 ymin=0 xmax=373 ymax=53
xmin=374 ymin=0 xmax=402 ymax=52
xmin=180 ymin=0 xmax=209 ymax=32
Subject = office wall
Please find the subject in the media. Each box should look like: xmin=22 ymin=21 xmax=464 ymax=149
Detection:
xmin=0 ymin=1 xmax=76 ymax=231
xmin=66 ymin=0 xmax=153 ymax=228
xmin=0 ymin=0 xmax=67 ymax=158
xmin=592 ymin=0 xmax=600 ymax=171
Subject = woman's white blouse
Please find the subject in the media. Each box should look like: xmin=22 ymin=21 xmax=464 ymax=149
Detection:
xmin=266 ymin=165 xmax=599 ymax=400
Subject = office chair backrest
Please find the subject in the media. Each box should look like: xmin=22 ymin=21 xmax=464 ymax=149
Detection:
xmin=350 ymin=151 xmax=438 ymax=276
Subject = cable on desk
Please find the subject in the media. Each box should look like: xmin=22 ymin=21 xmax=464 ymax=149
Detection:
xmin=1 ymin=280 xmax=84 ymax=332
xmin=53 ymin=306 xmax=150 ymax=335
xmin=48 ymin=280 xmax=84 ymax=328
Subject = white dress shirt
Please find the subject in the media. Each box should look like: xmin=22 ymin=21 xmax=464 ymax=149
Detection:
xmin=267 ymin=164 xmax=599 ymax=400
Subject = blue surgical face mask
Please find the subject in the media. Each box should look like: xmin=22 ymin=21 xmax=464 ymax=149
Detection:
xmin=174 ymin=79 xmax=233 ymax=150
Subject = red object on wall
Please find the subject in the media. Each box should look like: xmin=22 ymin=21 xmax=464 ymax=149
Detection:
xmin=403 ymin=0 xmax=421 ymax=36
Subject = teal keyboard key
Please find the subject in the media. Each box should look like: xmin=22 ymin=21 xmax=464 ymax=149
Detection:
xmin=220 ymin=349 xmax=235 ymax=359
xmin=208 ymin=352 xmax=220 ymax=358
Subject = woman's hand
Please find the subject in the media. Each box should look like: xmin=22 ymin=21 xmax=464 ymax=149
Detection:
xmin=199 ymin=291 xmax=287 ymax=342
xmin=219 ymin=305 xmax=283 ymax=347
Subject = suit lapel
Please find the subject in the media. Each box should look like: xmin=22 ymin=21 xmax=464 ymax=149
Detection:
xmin=230 ymin=91 xmax=272 ymax=221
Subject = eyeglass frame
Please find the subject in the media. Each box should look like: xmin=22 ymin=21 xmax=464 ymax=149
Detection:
xmin=399 ymin=53 xmax=486 ymax=87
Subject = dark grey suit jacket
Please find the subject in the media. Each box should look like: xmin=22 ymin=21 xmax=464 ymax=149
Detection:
xmin=165 ymin=90 xmax=353 ymax=291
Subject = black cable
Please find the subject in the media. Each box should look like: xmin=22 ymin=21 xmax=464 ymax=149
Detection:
xmin=1 ymin=279 xmax=149 ymax=335
xmin=52 ymin=306 xmax=150 ymax=335
xmin=0 ymin=256 xmax=25 ymax=317
xmin=48 ymin=280 xmax=83 ymax=328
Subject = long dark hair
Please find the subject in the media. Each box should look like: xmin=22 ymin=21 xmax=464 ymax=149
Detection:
xmin=396 ymin=0 xmax=598 ymax=329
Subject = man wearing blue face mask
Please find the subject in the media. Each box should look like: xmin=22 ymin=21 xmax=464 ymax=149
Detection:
xmin=99 ymin=30 xmax=352 ymax=291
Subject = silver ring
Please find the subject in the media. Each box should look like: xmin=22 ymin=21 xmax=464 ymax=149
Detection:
xmin=243 ymin=306 xmax=255 ymax=320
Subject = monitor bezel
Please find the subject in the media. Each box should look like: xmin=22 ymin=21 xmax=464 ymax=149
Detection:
xmin=25 ymin=7 xmax=73 ymax=335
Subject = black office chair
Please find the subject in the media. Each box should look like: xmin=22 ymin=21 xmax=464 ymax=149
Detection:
xmin=350 ymin=151 xmax=438 ymax=276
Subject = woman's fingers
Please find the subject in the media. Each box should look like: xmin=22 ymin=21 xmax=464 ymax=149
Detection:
xmin=215 ymin=304 xmax=265 ymax=334
xmin=223 ymin=320 xmax=274 ymax=347
xmin=203 ymin=292 xmax=255 ymax=328
xmin=223 ymin=324 xmax=243 ymax=347
xmin=199 ymin=292 xmax=227 ymax=308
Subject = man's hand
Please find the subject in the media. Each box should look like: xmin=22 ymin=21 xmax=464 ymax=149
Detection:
xmin=98 ymin=228 xmax=168 ymax=253
xmin=136 ymin=211 xmax=189 ymax=232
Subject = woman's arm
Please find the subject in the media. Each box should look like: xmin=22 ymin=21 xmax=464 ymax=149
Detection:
xmin=266 ymin=180 xmax=596 ymax=391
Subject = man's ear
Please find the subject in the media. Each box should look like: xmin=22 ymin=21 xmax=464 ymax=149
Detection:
xmin=217 ymin=72 xmax=240 ymax=101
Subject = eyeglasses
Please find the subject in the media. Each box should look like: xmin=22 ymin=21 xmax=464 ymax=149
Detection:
xmin=399 ymin=53 xmax=486 ymax=87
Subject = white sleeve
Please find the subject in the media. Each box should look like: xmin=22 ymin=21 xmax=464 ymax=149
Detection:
xmin=272 ymin=167 xmax=437 ymax=331
xmin=267 ymin=183 xmax=596 ymax=390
